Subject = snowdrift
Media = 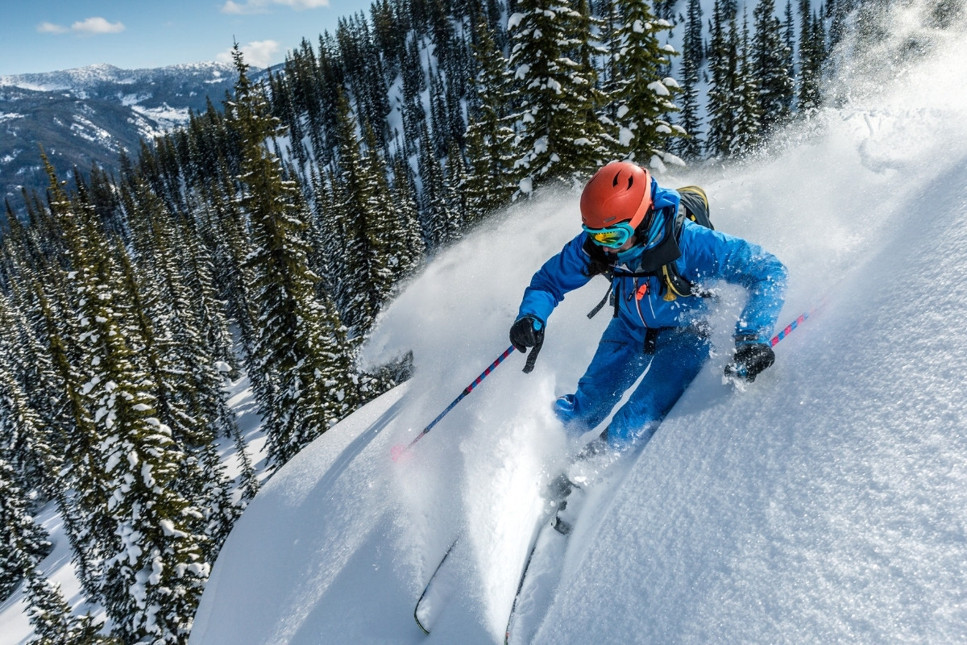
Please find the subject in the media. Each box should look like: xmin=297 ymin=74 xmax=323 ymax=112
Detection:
xmin=191 ymin=5 xmax=967 ymax=644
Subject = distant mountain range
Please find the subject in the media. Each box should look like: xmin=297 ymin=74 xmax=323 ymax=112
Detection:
xmin=0 ymin=62 xmax=250 ymax=207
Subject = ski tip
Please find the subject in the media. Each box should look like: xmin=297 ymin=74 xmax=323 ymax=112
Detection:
xmin=391 ymin=444 xmax=408 ymax=463
xmin=414 ymin=612 xmax=431 ymax=635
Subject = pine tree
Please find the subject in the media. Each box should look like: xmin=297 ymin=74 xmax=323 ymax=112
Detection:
xmin=177 ymin=217 xmax=237 ymax=378
xmin=417 ymin=121 xmax=461 ymax=248
xmin=360 ymin=123 xmax=425 ymax=319
xmin=428 ymin=67 xmax=451 ymax=158
xmin=43 ymin=156 xmax=213 ymax=642
xmin=21 ymin=564 xmax=110 ymax=645
xmin=2 ymin=455 xmax=109 ymax=643
xmin=400 ymin=35 xmax=428 ymax=157
xmin=121 ymin=185 xmax=243 ymax=553
xmin=0 ymin=289 xmax=60 ymax=497
xmin=783 ymin=0 xmax=797 ymax=80
xmin=676 ymin=68 xmax=703 ymax=160
xmin=95 ymin=345 xmax=210 ymax=643
xmin=228 ymin=45 xmax=360 ymax=469
xmin=608 ymin=0 xmax=685 ymax=167
xmin=752 ymin=0 xmax=795 ymax=133
xmin=684 ymin=0 xmax=706 ymax=66
xmin=389 ymin=156 xmax=427 ymax=271
xmin=38 ymin=156 xmax=118 ymax=601
xmin=706 ymin=0 xmax=741 ymax=157
xmin=733 ymin=12 xmax=762 ymax=155
xmin=798 ymin=1 xmax=826 ymax=112
xmin=0 ymin=453 xmax=50 ymax=599
xmin=463 ymin=16 xmax=518 ymax=222
xmin=198 ymin=156 xmax=261 ymax=376
xmin=677 ymin=0 xmax=705 ymax=160
xmin=508 ymin=0 xmax=607 ymax=189
xmin=329 ymin=88 xmax=379 ymax=334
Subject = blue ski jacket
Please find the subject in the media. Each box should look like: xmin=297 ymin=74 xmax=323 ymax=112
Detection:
xmin=517 ymin=183 xmax=788 ymax=343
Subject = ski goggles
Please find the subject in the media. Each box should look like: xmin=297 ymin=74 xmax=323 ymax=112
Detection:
xmin=583 ymin=221 xmax=636 ymax=249
xmin=584 ymin=208 xmax=667 ymax=250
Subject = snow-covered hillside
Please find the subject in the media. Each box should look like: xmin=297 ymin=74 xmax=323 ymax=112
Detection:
xmin=186 ymin=3 xmax=967 ymax=643
xmin=0 ymin=62 xmax=238 ymax=97
xmin=0 ymin=62 xmax=241 ymax=201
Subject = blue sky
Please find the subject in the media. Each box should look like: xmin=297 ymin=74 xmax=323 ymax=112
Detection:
xmin=0 ymin=0 xmax=375 ymax=76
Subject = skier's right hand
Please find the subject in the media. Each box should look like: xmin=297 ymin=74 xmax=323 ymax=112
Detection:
xmin=510 ymin=315 xmax=544 ymax=373
xmin=725 ymin=340 xmax=775 ymax=382
xmin=510 ymin=315 xmax=544 ymax=352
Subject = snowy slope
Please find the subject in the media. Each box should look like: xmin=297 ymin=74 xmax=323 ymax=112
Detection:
xmin=189 ymin=5 xmax=967 ymax=644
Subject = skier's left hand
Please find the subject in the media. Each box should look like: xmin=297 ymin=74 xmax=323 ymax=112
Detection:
xmin=725 ymin=341 xmax=775 ymax=382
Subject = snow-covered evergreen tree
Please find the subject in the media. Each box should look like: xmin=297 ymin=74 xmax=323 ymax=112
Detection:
xmin=228 ymin=46 xmax=360 ymax=469
xmin=121 ymin=184 xmax=243 ymax=553
xmin=464 ymin=15 xmax=521 ymax=220
xmin=508 ymin=0 xmax=607 ymax=189
xmin=0 ymin=293 xmax=59 ymax=498
xmin=20 ymin=563 xmax=109 ymax=645
xmin=43 ymin=157 xmax=213 ymax=642
xmin=389 ymin=156 xmax=428 ymax=273
xmin=417 ymin=120 xmax=462 ymax=247
xmin=752 ymin=0 xmax=795 ymax=132
xmin=0 ymin=455 xmax=50 ymax=600
xmin=1 ymin=448 xmax=107 ymax=643
xmin=329 ymin=88 xmax=377 ymax=332
xmin=38 ymin=157 xmax=119 ymax=601
xmin=706 ymin=0 xmax=741 ymax=157
xmin=733 ymin=12 xmax=762 ymax=155
xmin=95 ymin=361 xmax=210 ymax=643
xmin=360 ymin=122 xmax=425 ymax=318
xmin=798 ymin=0 xmax=827 ymax=111
xmin=677 ymin=0 xmax=705 ymax=160
xmin=608 ymin=0 xmax=685 ymax=167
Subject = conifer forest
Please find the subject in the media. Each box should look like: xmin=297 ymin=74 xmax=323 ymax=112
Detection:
xmin=0 ymin=0 xmax=875 ymax=641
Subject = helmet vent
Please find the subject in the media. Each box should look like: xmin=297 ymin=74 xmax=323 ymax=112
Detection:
xmin=610 ymin=172 xmax=634 ymax=190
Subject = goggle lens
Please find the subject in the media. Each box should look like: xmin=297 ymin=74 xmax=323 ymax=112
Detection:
xmin=583 ymin=222 xmax=633 ymax=249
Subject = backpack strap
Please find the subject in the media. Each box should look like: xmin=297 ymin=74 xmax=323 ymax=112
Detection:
xmin=587 ymin=282 xmax=613 ymax=319
xmin=659 ymin=187 xmax=715 ymax=301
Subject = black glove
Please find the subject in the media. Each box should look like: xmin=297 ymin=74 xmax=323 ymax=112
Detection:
xmin=510 ymin=315 xmax=544 ymax=351
xmin=509 ymin=315 xmax=545 ymax=373
xmin=725 ymin=339 xmax=775 ymax=382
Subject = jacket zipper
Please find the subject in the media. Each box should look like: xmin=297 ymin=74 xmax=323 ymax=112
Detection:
xmin=633 ymin=277 xmax=647 ymax=327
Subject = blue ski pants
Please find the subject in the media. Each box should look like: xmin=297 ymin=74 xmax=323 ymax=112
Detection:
xmin=554 ymin=317 xmax=711 ymax=450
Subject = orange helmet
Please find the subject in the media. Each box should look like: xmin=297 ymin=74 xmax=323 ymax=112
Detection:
xmin=580 ymin=162 xmax=653 ymax=230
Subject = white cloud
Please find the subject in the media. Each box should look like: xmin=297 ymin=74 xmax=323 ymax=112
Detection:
xmin=220 ymin=0 xmax=329 ymax=14
xmin=71 ymin=17 xmax=126 ymax=35
xmin=215 ymin=40 xmax=281 ymax=69
xmin=37 ymin=22 xmax=69 ymax=34
xmin=37 ymin=17 xmax=125 ymax=36
xmin=275 ymin=0 xmax=331 ymax=8
xmin=221 ymin=1 xmax=268 ymax=15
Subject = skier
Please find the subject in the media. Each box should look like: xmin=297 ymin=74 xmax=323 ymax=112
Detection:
xmin=509 ymin=161 xmax=787 ymax=455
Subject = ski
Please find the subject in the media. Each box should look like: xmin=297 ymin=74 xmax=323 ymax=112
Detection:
xmin=413 ymin=473 xmax=579 ymax=636
xmin=414 ymin=535 xmax=463 ymax=634
xmin=504 ymin=475 xmax=586 ymax=645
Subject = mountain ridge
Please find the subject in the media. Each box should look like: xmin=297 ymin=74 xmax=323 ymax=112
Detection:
xmin=0 ymin=61 xmax=255 ymax=205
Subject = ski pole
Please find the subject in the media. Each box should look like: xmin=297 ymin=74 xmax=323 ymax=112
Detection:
xmin=727 ymin=302 xmax=825 ymax=381
xmin=770 ymin=300 xmax=826 ymax=348
xmin=392 ymin=345 xmax=518 ymax=461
